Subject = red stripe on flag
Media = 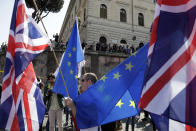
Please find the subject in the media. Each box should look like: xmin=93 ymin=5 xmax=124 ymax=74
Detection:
xmin=2 ymin=67 xmax=14 ymax=91
xmin=18 ymin=63 xmax=36 ymax=93
xmin=157 ymin=0 xmax=163 ymax=6
xmin=12 ymin=79 xmax=20 ymax=105
xmin=150 ymin=16 xmax=159 ymax=47
xmin=7 ymin=35 xmax=16 ymax=58
xmin=11 ymin=113 xmax=20 ymax=131
xmin=16 ymin=4 xmax=27 ymax=28
xmin=186 ymin=124 xmax=196 ymax=131
xmin=15 ymin=42 xmax=49 ymax=52
xmin=23 ymin=93 xmax=33 ymax=131
xmin=162 ymin=0 xmax=189 ymax=6
xmin=140 ymin=33 xmax=196 ymax=108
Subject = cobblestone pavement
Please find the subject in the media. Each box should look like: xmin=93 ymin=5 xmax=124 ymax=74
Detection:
xmin=41 ymin=111 xmax=156 ymax=131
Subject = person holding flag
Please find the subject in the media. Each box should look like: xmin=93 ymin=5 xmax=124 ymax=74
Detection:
xmin=64 ymin=43 xmax=149 ymax=130
xmin=52 ymin=19 xmax=84 ymax=131
xmin=65 ymin=72 xmax=102 ymax=131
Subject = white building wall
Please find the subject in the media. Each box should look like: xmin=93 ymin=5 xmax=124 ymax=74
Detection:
xmin=59 ymin=0 xmax=155 ymax=49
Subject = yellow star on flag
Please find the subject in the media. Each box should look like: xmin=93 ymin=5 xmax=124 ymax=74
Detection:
xmin=67 ymin=61 xmax=71 ymax=66
xmin=116 ymin=99 xmax=124 ymax=108
xmin=125 ymin=62 xmax=133 ymax=71
xmin=70 ymin=69 xmax=73 ymax=74
xmin=72 ymin=47 xmax=76 ymax=52
xmin=129 ymin=100 xmax=135 ymax=108
xmin=101 ymin=75 xmax=107 ymax=82
xmin=113 ymin=72 xmax=121 ymax=80
xmin=68 ymin=53 xmax=72 ymax=58
xmin=75 ymin=75 xmax=78 ymax=79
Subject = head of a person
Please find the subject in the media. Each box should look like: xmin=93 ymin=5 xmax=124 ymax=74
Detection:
xmin=39 ymin=82 xmax=44 ymax=90
xmin=79 ymin=72 xmax=97 ymax=94
xmin=47 ymin=73 xmax=55 ymax=85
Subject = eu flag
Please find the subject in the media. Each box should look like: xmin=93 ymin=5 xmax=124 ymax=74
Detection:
xmin=52 ymin=20 xmax=84 ymax=99
xmin=74 ymin=43 xmax=149 ymax=129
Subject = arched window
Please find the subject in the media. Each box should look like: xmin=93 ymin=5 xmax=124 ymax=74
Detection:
xmin=120 ymin=40 xmax=127 ymax=44
xmin=100 ymin=4 xmax=107 ymax=19
xmin=138 ymin=13 xmax=144 ymax=26
xmin=120 ymin=9 xmax=127 ymax=22
xmin=99 ymin=36 xmax=107 ymax=44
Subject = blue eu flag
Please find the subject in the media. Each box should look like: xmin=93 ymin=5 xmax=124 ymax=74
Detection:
xmin=74 ymin=43 xmax=149 ymax=129
xmin=53 ymin=20 xmax=84 ymax=99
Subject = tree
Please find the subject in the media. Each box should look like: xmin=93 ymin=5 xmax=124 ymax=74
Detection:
xmin=25 ymin=0 xmax=64 ymax=23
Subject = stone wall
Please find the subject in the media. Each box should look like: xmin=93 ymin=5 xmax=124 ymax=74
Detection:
xmin=0 ymin=49 xmax=128 ymax=84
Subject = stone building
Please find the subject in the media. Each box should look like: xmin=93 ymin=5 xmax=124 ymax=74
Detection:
xmin=0 ymin=0 xmax=155 ymax=82
xmin=56 ymin=0 xmax=155 ymax=78
xmin=59 ymin=0 xmax=155 ymax=49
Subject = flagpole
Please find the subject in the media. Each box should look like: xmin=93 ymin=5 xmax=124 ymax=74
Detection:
xmin=32 ymin=0 xmax=70 ymax=97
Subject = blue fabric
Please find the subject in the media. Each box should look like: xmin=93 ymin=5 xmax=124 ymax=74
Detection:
xmin=74 ymin=43 xmax=149 ymax=129
xmin=150 ymin=113 xmax=169 ymax=131
xmin=53 ymin=20 xmax=84 ymax=99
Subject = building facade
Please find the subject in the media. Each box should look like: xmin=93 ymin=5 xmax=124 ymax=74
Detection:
xmin=59 ymin=0 xmax=155 ymax=50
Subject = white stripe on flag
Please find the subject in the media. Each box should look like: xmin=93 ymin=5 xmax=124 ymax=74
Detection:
xmin=29 ymin=81 xmax=39 ymax=131
xmin=161 ymin=0 xmax=196 ymax=13
xmin=169 ymin=119 xmax=185 ymax=131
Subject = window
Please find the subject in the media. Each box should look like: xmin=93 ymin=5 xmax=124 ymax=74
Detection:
xmin=120 ymin=40 xmax=127 ymax=44
xmin=120 ymin=9 xmax=127 ymax=22
xmin=138 ymin=13 xmax=144 ymax=26
xmin=100 ymin=4 xmax=107 ymax=19
xmin=99 ymin=36 xmax=107 ymax=44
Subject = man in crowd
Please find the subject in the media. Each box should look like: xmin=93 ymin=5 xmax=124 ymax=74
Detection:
xmin=44 ymin=73 xmax=65 ymax=131
xmin=65 ymin=72 xmax=118 ymax=131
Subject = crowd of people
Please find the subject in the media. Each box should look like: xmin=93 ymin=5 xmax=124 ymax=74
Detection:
xmin=81 ymin=41 xmax=141 ymax=55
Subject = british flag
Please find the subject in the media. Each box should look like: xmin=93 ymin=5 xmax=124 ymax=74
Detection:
xmin=139 ymin=0 xmax=196 ymax=129
xmin=0 ymin=0 xmax=49 ymax=130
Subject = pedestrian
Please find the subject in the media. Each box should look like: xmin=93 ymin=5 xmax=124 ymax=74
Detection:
xmin=126 ymin=116 xmax=135 ymax=131
xmin=44 ymin=73 xmax=65 ymax=131
xmin=65 ymin=73 xmax=99 ymax=131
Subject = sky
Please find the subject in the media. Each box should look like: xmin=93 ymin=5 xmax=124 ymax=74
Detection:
xmin=0 ymin=0 xmax=70 ymax=46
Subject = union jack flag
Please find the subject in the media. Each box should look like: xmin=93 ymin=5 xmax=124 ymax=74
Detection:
xmin=0 ymin=0 xmax=49 ymax=130
xmin=139 ymin=0 xmax=196 ymax=129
